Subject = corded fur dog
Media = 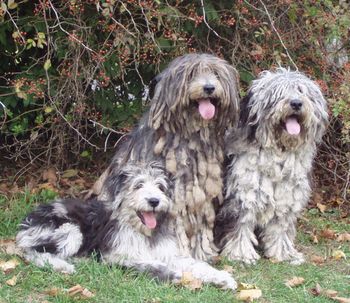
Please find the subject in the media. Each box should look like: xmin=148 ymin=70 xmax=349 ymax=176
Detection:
xmin=16 ymin=162 xmax=237 ymax=290
xmin=215 ymin=68 xmax=328 ymax=264
xmin=91 ymin=54 xmax=240 ymax=261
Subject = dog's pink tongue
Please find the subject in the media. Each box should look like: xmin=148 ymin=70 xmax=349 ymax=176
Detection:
xmin=142 ymin=211 xmax=157 ymax=229
xmin=285 ymin=117 xmax=301 ymax=135
xmin=198 ymin=98 xmax=215 ymax=120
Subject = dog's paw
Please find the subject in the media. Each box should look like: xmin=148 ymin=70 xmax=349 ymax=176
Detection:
xmin=53 ymin=261 xmax=76 ymax=274
xmin=216 ymin=270 xmax=237 ymax=290
xmin=289 ymin=252 xmax=305 ymax=265
xmin=221 ymin=238 xmax=260 ymax=264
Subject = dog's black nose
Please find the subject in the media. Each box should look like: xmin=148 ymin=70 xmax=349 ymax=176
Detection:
xmin=148 ymin=198 xmax=160 ymax=208
xmin=203 ymin=84 xmax=215 ymax=95
xmin=290 ymin=99 xmax=303 ymax=111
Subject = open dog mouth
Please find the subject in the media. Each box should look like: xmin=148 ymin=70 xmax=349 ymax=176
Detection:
xmin=196 ymin=97 xmax=219 ymax=120
xmin=283 ymin=114 xmax=301 ymax=135
xmin=136 ymin=211 xmax=157 ymax=229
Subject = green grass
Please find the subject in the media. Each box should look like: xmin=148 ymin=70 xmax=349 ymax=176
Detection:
xmin=0 ymin=192 xmax=349 ymax=303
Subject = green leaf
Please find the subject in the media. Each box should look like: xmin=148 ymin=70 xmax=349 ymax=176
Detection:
xmin=239 ymin=70 xmax=255 ymax=85
xmin=7 ymin=0 xmax=17 ymax=10
xmin=44 ymin=59 xmax=51 ymax=71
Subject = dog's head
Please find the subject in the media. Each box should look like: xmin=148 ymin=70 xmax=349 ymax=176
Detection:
xmin=239 ymin=68 xmax=328 ymax=150
xmin=105 ymin=162 xmax=173 ymax=236
xmin=148 ymin=53 xmax=239 ymax=134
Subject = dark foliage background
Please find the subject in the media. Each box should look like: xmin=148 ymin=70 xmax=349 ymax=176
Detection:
xmin=0 ymin=0 xmax=349 ymax=200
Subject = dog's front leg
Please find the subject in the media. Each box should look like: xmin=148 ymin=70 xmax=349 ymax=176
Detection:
xmin=117 ymin=258 xmax=182 ymax=283
xmin=220 ymin=208 xmax=260 ymax=264
xmin=168 ymin=257 xmax=237 ymax=290
xmin=262 ymin=215 xmax=304 ymax=265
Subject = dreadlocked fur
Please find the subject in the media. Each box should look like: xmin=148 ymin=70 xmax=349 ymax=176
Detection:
xmin=215 ymin=68 xmax=328 ymax=264
xmin=93 ymin=53 xmax=240 ymax=261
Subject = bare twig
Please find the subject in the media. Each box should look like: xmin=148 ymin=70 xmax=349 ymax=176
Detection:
xmin=258 ymin=0 xmax=298 ymax=70
xmin=48 ymin=0 xmax=97 ymax=54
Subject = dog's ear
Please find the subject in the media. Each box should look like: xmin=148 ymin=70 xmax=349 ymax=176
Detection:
xmin=239 ymin=92 xmax=258 ymax=141
xmin=148 ymin=74 xmax=162 ymax=100
xmin=106 ymin=168 xmax=129 ymax=199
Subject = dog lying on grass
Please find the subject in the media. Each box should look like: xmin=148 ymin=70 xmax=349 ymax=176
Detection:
xmin=17 ymin=162 xmax=237 ymax=290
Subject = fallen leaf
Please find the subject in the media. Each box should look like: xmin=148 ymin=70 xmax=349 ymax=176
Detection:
xmin=180 ymin=272 xmax=203 ymax=290
xmin=310 ymin=255 xmax=325 ymax=265
xmin=312 ymin=234 xmax=319 ymax=244
xmin=285 ymin=276 xmax=305 ymax=288
xmin=337 ymin=233 xmax=350 ymax=242
xmin=44 ymin=287 xmax=60 ymax=296
xmin=0 ymin=258 xmax=20 ymax=274
xmin=223 ymin=265 xmax=234 ymax=274
xmin=42 ymin=167 xmax=57 ymax=185
xmin=316 ymin=203 xmax=327 ymax=213
xmin=332 ymin=250 xmax=346 ymax=260
xmin=61 ymin=169 xmax=79 ymax=179
xmin=6 ymin=274 xmax=18 ymax=286
xmin=332 ymin=297 xmax=350 ymax=303
xmin=0 ymin=239 xmax=23 ymax=256
xmin=67 ymin=284 xmax=94 ymax=298
xmin=320 ymin=229 xmax=336 ymax=240
xmin=324 ymin=289 xmax=339 ymax=298
xmin=236 ymin=289 xmax=262 ymax=302
xmin=309 ymin=283 xmax=322 ymax=296
xmin=238 ymin=282 xmax=259 ymax=291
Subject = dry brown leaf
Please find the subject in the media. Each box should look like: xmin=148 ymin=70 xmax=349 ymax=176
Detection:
xmin=309 ymin=283 xmax=323 ymax=296
xmin=285 ymin=276 xmax=305 ymax=288
xmin=236 ymin=289 xmax=262 ymax=302
xmin=332 ymin=250 xmax=346 ymax=260
xmin=0 ymin=258 xmax=20 ymax=274
xmin=310 ymin=255 xmax=325 ymax=265
xmin=337 ymin=233 xmax=350 ymax=242
xmin=67 ymin=284 xmax=94 ymax=298
xmin=324 ymin=289 xmax=339 ymax=298
xmin=0 ymin=238 xmax=23 ymax=256
xmin=312 ymin=234 xmax=319 ymax=244
xmin=316 ymin=203 xmax=327 ymax=213
xmin=180 ymin=272 xmax=203 ymax=291
xmin=42 ymin=167 xmax=57 ymax=185
xmin=333 ymin=297 xmax=350 ymax=303
xmin=223 ymin=265 xmax=234 ymax=274
xmin=6 ymin=274 xmax=18 ymax=286
xmin=44 ymin=287 xmax=60 ymax=296
xmin=320 ymin=229 xmax=336 ymax=240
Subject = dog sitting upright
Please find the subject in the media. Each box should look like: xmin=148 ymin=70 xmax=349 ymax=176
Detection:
xmin=16 ymin=162 xmax=237 ymax=290
xmin=215 ymin=68 xmax=328 ymax=265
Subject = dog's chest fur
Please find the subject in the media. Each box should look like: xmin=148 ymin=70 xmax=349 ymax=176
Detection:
xmin=227 ymin=143 xmax=315 ymax=226
xmin=102 ymin=224 xmax=178 ymax=264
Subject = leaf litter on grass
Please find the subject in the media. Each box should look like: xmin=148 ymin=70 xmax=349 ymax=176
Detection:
xmin=310 ymin=283 xmax=350 ymax=303
xmin=236 ymin=282 xmax=262 ymax=302
xmin=284 ymin=276 xmax=305 ymax=288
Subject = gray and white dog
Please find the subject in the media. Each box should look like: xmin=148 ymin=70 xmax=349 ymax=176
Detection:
xmin=17 ymin=162 xmax=236 ymax=290
xmin=91 ymin=54 xmax=240 ymax=261
xmin=215 ymin=68 xmax=328 ymax=264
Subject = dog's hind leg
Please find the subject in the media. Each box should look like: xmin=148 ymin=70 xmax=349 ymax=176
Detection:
xmin=17 ymin=222 xmax=83 ymax=273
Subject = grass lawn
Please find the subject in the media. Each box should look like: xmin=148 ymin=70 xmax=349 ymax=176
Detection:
xmin=0 ymin=191 xmax=349 ymax=303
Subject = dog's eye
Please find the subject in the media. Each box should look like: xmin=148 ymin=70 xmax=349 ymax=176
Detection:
xmin=158 ymin=184 xmax=166 ymax=192
xmin=134 ymin=182 xmax=144 ymax=190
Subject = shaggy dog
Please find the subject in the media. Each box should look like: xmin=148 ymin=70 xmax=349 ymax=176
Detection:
xmin=16 ymin=162 xmax=237 ymax=289
xmin=93 ymin=54 xmax=240 ymax=261
xmin=215 ymin=68 xmax=328 ymax=264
